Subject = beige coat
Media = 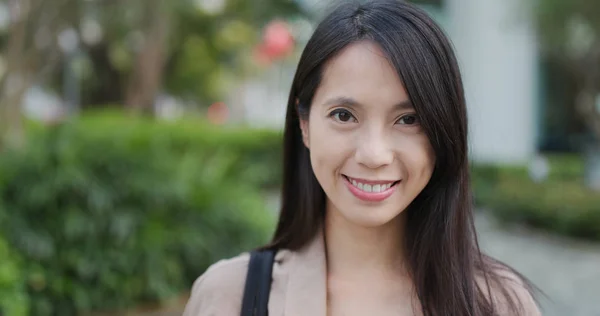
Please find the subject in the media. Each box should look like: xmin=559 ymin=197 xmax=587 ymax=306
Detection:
xmin=182 ymin=230 xmax=541 ymax=316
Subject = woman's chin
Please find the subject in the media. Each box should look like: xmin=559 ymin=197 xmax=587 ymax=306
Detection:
xmin=332 ymin=205 xmax=405 ymax=229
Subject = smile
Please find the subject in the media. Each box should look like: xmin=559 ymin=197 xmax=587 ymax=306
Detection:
xmin=342 ymin=175 xmax=400 ymax=202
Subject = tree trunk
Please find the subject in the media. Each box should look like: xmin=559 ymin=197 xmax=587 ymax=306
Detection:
xmin=124 ymin=0 xmax=169 ymax=114
xmin=0 ymin=0 xmax=73 ymax=150
xmin=575 ymin=89 xmax=600 ymax=138
xmin=0 ymin=83 xmax=28 ymax=150
xmin=0 ymin=0 xmax=32 ymax=150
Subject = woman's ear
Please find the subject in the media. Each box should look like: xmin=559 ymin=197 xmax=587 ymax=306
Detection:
xmin=296 ymin=99 xmax=310 ymax=149
xmin=300 ymin=118 xmax=309 ymax=149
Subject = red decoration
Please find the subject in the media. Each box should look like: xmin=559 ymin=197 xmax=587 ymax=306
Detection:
xmin=207 ymin=102 xmax=229 ymax=125
xmin=253 ymin=20 xmax=295 ymax=65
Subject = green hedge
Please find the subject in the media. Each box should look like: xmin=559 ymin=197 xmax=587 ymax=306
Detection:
xmin=0 ymin=112 xmax=280 ymax=315
xmin=49 ymin=110 xmax=284 ymax=190
xmin=0 ymin=236 xmax=29 ymax=316
xmin=483 ymin=178 xmax=600 ymax=240
xmin=472 ymin=155 xmax=600 ymax=241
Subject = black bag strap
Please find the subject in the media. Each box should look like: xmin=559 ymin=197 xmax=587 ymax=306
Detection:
xmin=240 ymin=249 xmax=276 ymax=316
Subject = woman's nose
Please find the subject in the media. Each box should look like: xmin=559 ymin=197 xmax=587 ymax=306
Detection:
xmin=354 ymin=128 xmax=394 ymax=169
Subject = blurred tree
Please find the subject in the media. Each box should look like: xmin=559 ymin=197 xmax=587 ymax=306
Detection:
xmin=532 ymin=0 xmax=600 ymax=189
xmin=533 ymin=0 xmax=600 ymax=138
xmin=164 ymin=0 xmax=305 ymax=107
xmin=0 ymin=0 xmax=305 ymax=147
xmin=123 ymin=0 xmax=170 ymax=113
xmin=76 ymin=0 xmax=305 ymax=111
xmin=0 ymin=0 xmax=79 ymax=149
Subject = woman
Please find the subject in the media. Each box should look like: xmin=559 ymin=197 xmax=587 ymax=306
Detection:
xmin=184 ymin=1 xmax=541 ymax=315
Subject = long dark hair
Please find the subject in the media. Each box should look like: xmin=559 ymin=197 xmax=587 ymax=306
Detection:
xmin=267 ymin=1 xmax=536 ymax=315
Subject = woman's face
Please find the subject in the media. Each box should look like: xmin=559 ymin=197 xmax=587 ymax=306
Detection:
xmin=300 ymin=41 xmax=435 ymax=228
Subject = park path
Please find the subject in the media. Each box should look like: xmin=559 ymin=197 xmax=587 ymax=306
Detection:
xmin=476 ymin=211 xmax=600 ymax=316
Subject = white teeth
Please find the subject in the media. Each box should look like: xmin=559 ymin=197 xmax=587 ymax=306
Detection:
xmin=347 ymin=178 xmax=395 ymax=193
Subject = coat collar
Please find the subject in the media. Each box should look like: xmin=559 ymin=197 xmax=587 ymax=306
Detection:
xmin=284 ymin=228 xmax=327 ymax=316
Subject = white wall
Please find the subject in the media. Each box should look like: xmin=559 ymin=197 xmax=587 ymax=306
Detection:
xmin=447 ymin=0 xmax=538 ymax=164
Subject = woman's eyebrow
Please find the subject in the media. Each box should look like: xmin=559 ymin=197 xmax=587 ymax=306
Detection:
xmin=323 ymin=96 xmax=361 ymax=107
xmin=395 ymin=99 xmax=413 ymax=110
xmin=323 ymin=96 xmax=413 ymax=110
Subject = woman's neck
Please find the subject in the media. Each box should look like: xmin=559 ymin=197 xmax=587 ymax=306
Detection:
xmin=324 ymin=200 xmax=408 ymax=278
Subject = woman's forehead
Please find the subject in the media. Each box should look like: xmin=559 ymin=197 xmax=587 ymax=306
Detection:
xmin=315 ymin=41 xmax=410 ymax=109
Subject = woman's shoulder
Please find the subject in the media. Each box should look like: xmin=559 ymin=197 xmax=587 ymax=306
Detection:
xmin=182 ymin=249 xmax=292 ymax=316
xmin=192 ymin=252 xmax=252 ymax=292
xmin=479 ymin=265 xmax=542 ymax=316
xmin=182 ymin=252 xmax=251 ymax=316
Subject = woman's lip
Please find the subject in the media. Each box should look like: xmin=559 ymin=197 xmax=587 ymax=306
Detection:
xmin=343 ymin=176 xmax=398 ymax=202
xmin=343 ymin=175 xmax=400 ymax=185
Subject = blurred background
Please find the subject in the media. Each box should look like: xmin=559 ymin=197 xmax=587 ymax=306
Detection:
xmin=0 ymin=0 xmax=598 ymax=315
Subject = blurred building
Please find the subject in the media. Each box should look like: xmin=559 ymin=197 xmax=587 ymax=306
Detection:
xmin=446 ymin=0 xmax=539 ymax=163
xmin=236 ymin=0 xmax=577 ymax=165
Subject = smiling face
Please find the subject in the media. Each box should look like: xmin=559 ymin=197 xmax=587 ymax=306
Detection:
xmin=299 ymin=41 xmax=436 ymax=228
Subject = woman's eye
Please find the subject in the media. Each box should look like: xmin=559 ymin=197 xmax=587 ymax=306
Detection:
xmin=329 ymin=109 xmax=356 ymax=123
xmin=397 ymin=114 xmax=419 ymax=125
